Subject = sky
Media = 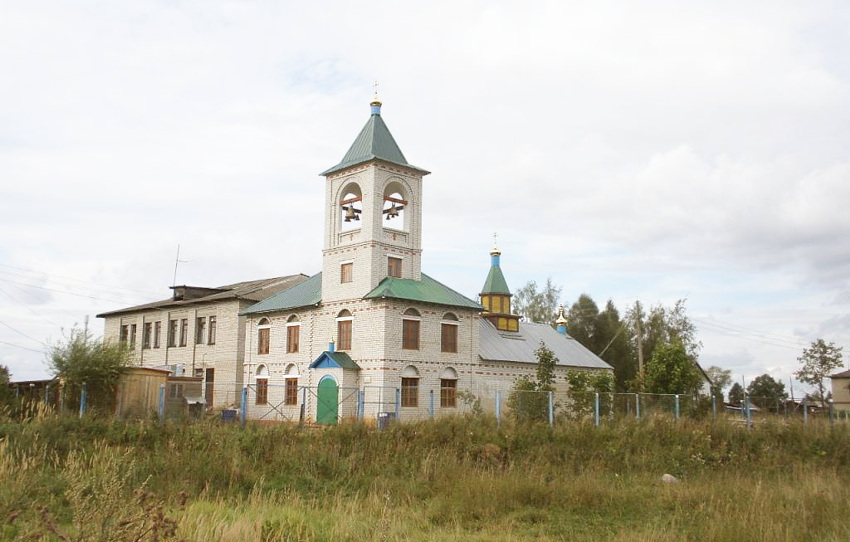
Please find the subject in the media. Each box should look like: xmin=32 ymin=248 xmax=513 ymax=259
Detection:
xmin=2 ymin=1 xmax=849 ymax=396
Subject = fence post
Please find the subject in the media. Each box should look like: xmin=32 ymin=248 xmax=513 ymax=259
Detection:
xmin=240 ymin=386 xmax=247 ymax=427
xmin=548 ymin=391 xmax=554 ymax=427
xmin=357 ymin=390 xmax=364 ymax=422
xmin=44 ymin=384 xmax=50 ymax=405
xmin=495 ymin=390 xmax=501 ymax=425
xmin=157 ymin=384 xmax=165 ymax=422
xmin=674 ymin=394 xmax=680 ymax=420
xmin=79 ymin=382 xmax=88 ymax=418
xmin=745 ymin=394 xmax=752 ymax=428
xmin=803 ymin=398 xmax=808 ymax=424
xmin=594 ymin=393 xmax=600 ymax=427
xmin=711 ymin=394 xmax=717 ymax=421
xmin=429 ymin=390 xmax=435 ymax=419
xmin=829 ymin=399 xmax=834 ymax=428
xmin=635 ymin=393 xmax=640 ymax=420
xmin=395 ymin=388 xmax=400 ymax=421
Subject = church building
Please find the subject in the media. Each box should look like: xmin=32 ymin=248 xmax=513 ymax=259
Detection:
xmin=238 ymin=97 xmax=612 ymax=423
xmin=98 ymin=97 xmax=611 ymax=423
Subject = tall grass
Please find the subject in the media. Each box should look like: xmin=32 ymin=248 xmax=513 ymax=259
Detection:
xmin=0 ymin=415 xmax=848 ymax=541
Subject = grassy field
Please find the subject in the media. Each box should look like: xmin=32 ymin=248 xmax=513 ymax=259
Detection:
xmin=1 ymin=409 xmax=848 ymax=541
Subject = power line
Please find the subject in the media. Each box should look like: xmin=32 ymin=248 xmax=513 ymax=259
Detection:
xmin=0 ymin=339 xmax=44 ymax=354
xmin=0 ymin=263 xmax=160 ymax=297
xmin=0 ymin=320 xmax=48 ymax=347
xmin=0 ymin=277 xmax=143 ymax=305
xmin=0 ymin=286 xmax=66 ymax=327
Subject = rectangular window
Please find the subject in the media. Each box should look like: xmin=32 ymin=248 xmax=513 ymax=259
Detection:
xmin=179 ymin=319 xmax=188 ymax=347
xmin=285 ymin=378 xmax=298 ymax=406
xmin=208 ymin=316 xmax=216 ymax=345
xmin=120 ymin=325 xmax=128 ymax=343
xmin=388 ymin=257 xmax=402 ymax=278
xmin=129 ymin=324 xmax=137 ymax=349
xmin=401 ymin=377 xmax=419 ymax=407
xmin=154 ymin=321 xmax=161 ymax=348
xmin=256 ymin=379 xmax=268 ymax=405
xmin=402 ymin=319 xmax=420 ymax=350
xmin=196 ymin=317 xmax=206 ymax=344
xmin=441 ymin=323 xmax=458 ymax=353
xmin=287 ymin=325 xmax=300 ymax=353
xmin=258 ymin=328 xmax=270 ymax=355
xmin=337 ymin=320 xmax=352 ymax=351
xmin=167 ymin=320 xmax=177 ymax=347
xmin=340 ymin=262 xmax=353 ymax=283
xmin=441 ymin=379 xmax=457 ymax=408
xmin=143 ymin=322 xmax=152 ymax=349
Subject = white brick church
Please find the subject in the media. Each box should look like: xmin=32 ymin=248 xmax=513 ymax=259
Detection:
xmin=99 ymin=97 xmax=611 ymax=423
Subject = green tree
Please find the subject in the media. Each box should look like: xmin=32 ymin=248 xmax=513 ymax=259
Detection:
xmin=595 ymin=300 xmax=636 ymax=392
xmin=0 ymin=365 xmax=17 ymax=413
xmin=507 ymin=342 xmax=557 ymax=422
xmin=795 ymin=339 xmax=844 ymax=408
xmin=644 ymin=341 xmax=702 ymax=395
xmin=513 ymin=278 xmax=562 ymax=324
xmin=565 ymin=369 xmax=614 ymax=420
xmin=566 ymin=294 xmax=600 ymax=348
xmin=728 ymin=382 xmax=744 ymax=406
xmin=746 ymin=374 xmax=788 ymax=411
xmin=706 ymin=366 xmax=732 ymax=401
xmin=47 ymin=327 xmax=130 ymax=413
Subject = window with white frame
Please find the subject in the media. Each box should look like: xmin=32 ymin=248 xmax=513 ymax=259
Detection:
xmin=257 ymin=318 xmax=270 ymax=355
xmin=286 ymin=315 xmax=300 ymax=353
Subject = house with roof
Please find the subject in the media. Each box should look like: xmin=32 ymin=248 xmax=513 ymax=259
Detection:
xmin=97 ymin=275 xmax=307 ymax=408
xmin=238 ymin=97 xmax=612 ymax=423
xmin=830 ymin=369 xmax=850 ymax=412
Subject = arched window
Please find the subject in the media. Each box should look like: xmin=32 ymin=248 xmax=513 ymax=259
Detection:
xmin=257 ymin=318 xmax=270 ymax=355
xmin=401 ymin=365 xmax=419 ymax=407
xmin=402 ymin=308 xmax=421 ymax=350
xmin=340 ymin=183 xmax=362 ymax=232
xmin=286 ymin=315 xmax=300 ymax=353
xmin=255 ymin=364 xmax=268 ymax=405
xmin=336 ymin=309 xmax=353 ymax=351
xmin=440 ymin=367 xmax=458 ymax=408
xmin=441 ymin=313 xmax=459 ymax=353
xmin=382 ymin=180 xmax=408 ymax=231
xmin=284 ymin=363 xmax=299 ymax=406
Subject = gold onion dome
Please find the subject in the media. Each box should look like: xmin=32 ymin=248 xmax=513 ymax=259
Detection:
xmin=556 ymin=304 xmax=567 ymax=325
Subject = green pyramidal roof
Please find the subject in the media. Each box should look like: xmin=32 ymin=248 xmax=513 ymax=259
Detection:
xmin=321 ymin=103 xmax=429 ymax=176
xmin=481 ymin=265 xmax=511 ymax=295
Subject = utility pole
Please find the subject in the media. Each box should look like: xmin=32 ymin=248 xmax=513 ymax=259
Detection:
xmin=634 ymin=301 xmax=644 ymax=380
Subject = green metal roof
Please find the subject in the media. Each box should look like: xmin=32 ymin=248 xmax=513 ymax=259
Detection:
xmin=321 ymin=106 xmax=429 ymax=176
xmin=364 ymin=273 xmax=482 ymax=310
xmin=481 ymin=265 xmax=511 ymax=295
xmin=309 ymin=351 xmax=360 ymax=370
xmin=242 ymin=272 xmax=323 ymax=315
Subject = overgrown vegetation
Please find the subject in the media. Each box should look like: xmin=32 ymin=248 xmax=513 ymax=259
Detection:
xmin=1 ymin=413 xmax=848 ymax=541
xmin=47 ymin=327 xmax=130 ymax=413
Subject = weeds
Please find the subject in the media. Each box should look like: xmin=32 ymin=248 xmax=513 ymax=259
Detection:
xmin=0 ymin=415 xmax=848 ymax=541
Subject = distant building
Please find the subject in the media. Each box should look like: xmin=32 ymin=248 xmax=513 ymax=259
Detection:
xmin=830 ymin=369 xmax=850 ymax=412
xmin=97 ymin=275 xmax=307 ymax=408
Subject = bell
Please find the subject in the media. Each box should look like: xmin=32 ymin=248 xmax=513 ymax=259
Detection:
xmin=344 ymin=206 xmax=355 ymax=222
xmin=386 ymin=203 xmax=399 ymax=220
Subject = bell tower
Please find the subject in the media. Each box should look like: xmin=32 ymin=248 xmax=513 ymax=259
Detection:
xmin=319 ymin=97 xmax=430 ymax=303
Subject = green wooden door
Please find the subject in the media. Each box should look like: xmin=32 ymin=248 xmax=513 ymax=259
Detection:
xmin=316 ymin=377 xmax=339 ymax=425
